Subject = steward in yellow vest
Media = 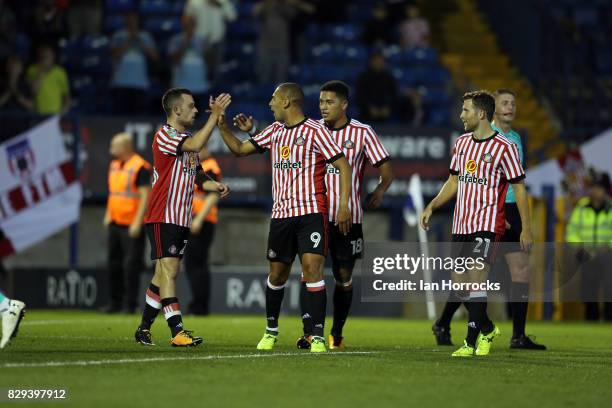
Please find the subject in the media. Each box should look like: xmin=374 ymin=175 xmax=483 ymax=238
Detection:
xmin=566 ymin=173 xmax=612 ymax=321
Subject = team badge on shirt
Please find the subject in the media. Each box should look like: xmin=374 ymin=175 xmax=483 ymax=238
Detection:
xmin=343 ymin=140 xmax=355 ymax=149
xmin=169 ymin=245 xmax=177 ymax=255
xmin=295 ymin=136 xmax=305 ymax=146
xmin=482 ymin=153 xmax=493 ymax=163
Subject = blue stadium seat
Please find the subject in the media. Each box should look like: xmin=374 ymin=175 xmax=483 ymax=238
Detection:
xmin=237 ymin=2 xmax=254 ymax=19
xmin=140 ymin=0 xmax=173 ymax=15
xmin=342 ymin=46 xmax=369 ymax=64
xmin=405 ymin=47 xmax=438 ymax=64
xmin=226 ymin=21 xmax=257 ymax=40
xmin=328 ymin=23 xmax=361 ymax=43
xmin=310 ymin=43 xmax=335 ymax=63
xmin=144 ymin=17 xmax=181 ymax=35
xmin=306 ymin=24 xmax=326 ymax=44
xmin=105 ymin=0 xmax=136 ymax=13
xmin=82 ymin=35 xmax=110 ymax=53
xmin=104 ymin=14 xmax=125 ymax=33
xmin=414 ymin=67 xmax=450 ymax=86
xmin=573 ymin=6 xmax=599 ymax=26
xmin=392 ymin=68 xmax=419 ymax=87
xmin=420 ymin=88 xmax=451 ymax=106
xmin=427 ymin=108 xmax=451 ymax=126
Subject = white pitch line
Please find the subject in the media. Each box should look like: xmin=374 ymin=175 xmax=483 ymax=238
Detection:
xmin=2 ymin=351 xmax=378 ymax=369
xmin=22 ymin=318 xmax=133 ymax=326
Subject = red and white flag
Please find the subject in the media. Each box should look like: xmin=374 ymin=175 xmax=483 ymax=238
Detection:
xmin=0 ymin=116 xmax=82 ymax=257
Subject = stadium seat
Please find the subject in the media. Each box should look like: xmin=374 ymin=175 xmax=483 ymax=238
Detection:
xmin=105 ymin=0 xmax=136 ymax=13
xmin=406 ymin=47 xmax=438 ymax=64
xmin=426 ymin=107 xmax=451 ymax=126
xmin=420 ymin=87 xmax=451 ymax=106
xmin=573 ymin=6 xmax=599 ymax=27
xmin=237 ymin=2 xmax=254 ymax=19
xmin=104 ymin=14 xmax=125 ymax=33
xmin=226 ymin=21 xmax=257 ymax=41
xmin=328 ymin=23 xmax=361 ymax=43
xmin=139 ymin=0 xmax=173 ymax=15
xmin=144 ymin=17 xmax=181 ymax=35
xmin=414 ymin=67 xmax=450 ymax=86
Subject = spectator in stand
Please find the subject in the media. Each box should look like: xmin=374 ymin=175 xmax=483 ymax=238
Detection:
xmin=399 ymin=5 xmax=430 ymax=49
xmin=185 ymin=0 xmax=237 ymax=84
xmin=26 ymin=44 xmax=71 ymax=115
xmin=168 ymin=15 xmax=210 ymax=106
xmin=356 ymin=52 xmax=397 ymax=122
xmin=66 ymin=0 xmax=102 ymax=39
xmin=253 ymin=0 xmax=299 ymax=84
xmin=361 ymin=2 xmax=394 ymax=48
xmin=110 ymin=12 xmax=158 ymax=115
xmin=0 ymin=55 xmax=32 ymax=112
xmin=31 ymin=0 xmax=67 ymax=47
xmin=399 ymin=88 xmax=424 ymax=126
xmin=289 ymin=0 xmax=316 ymax=64
xmin=253 ymin=0 xmax=314 ymax=84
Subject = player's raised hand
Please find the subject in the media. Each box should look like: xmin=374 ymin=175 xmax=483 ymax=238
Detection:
xmin=420 ymin=205 xmax=433 ymax=230
xmin=210 ymin=93 xmax=232 ymax=115
xmin=233 ymin=113 xmax=254 ymax=133
xmin=336 ymin=205 xmax=351 ymax=235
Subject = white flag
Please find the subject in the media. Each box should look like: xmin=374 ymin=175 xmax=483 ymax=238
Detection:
xmin=0 ymin=116 xmax=82 ymax=257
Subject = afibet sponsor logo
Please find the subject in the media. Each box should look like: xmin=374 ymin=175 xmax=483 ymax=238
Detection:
xmin=273 ymin=145 xmax=302 ymax=170
xmin=459 ymin=159 xmax=488 ymax=185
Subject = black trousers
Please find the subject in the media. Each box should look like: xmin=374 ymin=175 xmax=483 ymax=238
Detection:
xmin=581 ymin=251 xmax=612 ymax=321
xmin=107 ymin=223 xmax=145 ymax=310
xmin=184 ymin=222 xmax=216 ymax=314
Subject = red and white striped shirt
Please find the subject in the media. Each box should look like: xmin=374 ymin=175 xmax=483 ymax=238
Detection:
xmin=144 ymin=124 xmax=200 ymax=227
xmin=251 ymin=118 xmax=344 ymax=219
xmin=449 ymin=132 xmax=524 ymax=235
xmin=320 ymin=118 xmax=390 ymax=223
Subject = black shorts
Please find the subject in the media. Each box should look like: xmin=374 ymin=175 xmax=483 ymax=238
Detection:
xmin=329 ymin=223 xmax=363 ymax=270
xmin=502 ymin=203 xmax=523 ymax=252
xmin=146 ymin=223 xmax=189 ymax=260
xmin=451 ymin=231 xmax=502 ymax=265
xmin=267 ymin=213 xmax=329 ymax=264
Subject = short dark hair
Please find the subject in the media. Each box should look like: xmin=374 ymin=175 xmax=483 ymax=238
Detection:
xmin=162 ymin=88 xmax=192 ymax=116
xmin=320 ymin=80 xmax=350 ymax=100
xmin=277 ymin=82 xmax=304 ymax=106
xmin=494 ymin=88 xmax=516 ymax=98
xmin=463 ymin=90 xmax=495 ymax=122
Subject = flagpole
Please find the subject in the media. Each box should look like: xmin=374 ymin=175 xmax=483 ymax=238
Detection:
xmin=407 ymin=174 xmax=436 ymax=320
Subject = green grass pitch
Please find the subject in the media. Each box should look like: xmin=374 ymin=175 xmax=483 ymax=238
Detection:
xmin=1 ymin=311 xmax=611 ymax=407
